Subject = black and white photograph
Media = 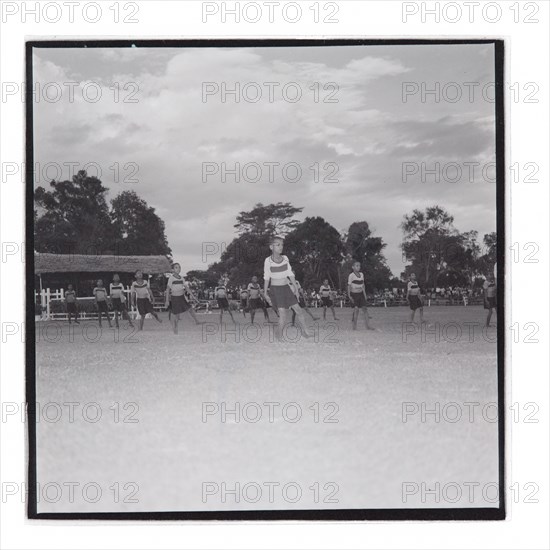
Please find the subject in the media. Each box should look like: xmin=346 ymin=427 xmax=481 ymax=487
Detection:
xmin=27 ymin=39 xmax=504 ymax=520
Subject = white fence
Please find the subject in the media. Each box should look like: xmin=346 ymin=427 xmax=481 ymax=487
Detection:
xmin=36 ymin=287 xmax=475 ymax=321
xmin=35 ymin=287 xmax=161 ymax=321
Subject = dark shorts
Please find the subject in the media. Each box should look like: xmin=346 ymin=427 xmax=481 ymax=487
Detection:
xmin=66 ymin=302 xmax=77 ymax=314
xmin=484 ymin=296 xmax=497 ymax=309
xmin=97 ymin=301 xmax=109 ymax=313
xmin=240 ymin=299 xmax=248 ymax=309
xmin=137 ymin=298 xmax=155 ymax=315
xmin=248 ymin=297 xmax=264 ymax=310
xmin=409 ymin=295 xmax=423 ymax=311
xmin=298 ymin=296 xmax=306 ymax=308
xmin=171 ymin=294 xmax=191 ymax=314
xmin=321 ymin=296 xmax=333 ymax=307
xmin=111 ymin=297 xmax=125 ymax=312
xmin=350 ymin=292 xmax=367 ymax=308
xmin=217 ymin=297 xmax=230 ymax=310
xmin=269 ymin=285 xmax=298 ymax=309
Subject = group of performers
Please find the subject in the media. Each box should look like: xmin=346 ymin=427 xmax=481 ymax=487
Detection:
xmin=65 ymin=236 xmax=498 ymax=335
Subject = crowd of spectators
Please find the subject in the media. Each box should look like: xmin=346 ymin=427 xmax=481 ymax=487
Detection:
xmin=192 ymin=284 xmax=485 ymax=308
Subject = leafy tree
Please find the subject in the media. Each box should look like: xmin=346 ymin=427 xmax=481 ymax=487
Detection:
xmin=401 ymin=207 xmax=495 ymax=288
xmin=234 ymin=202 xmax=303 ymax=237
xmin=199 ymin=202 xmax=304 ymax=286
xmin=284 ymin=217 xmax=346 ymax=287
xmin=110 ymin=190 xmax=171 ymax=256
xmin=426 ymin=230 xmax=481 ymax=287
xmin=483 ymin=232 xmax=497 ymax=258
xmin=35 ymin=171 xmax=172 ymax=257
xmin=342 ymin=221 xmax=393 ymax=292
xmin=186 ymin=269 xmax=211 ymax=284
xmin=34 ymin=170 xmax=114 ymax=253
xmin=458 ymin=230 xmax=482 ymax=286
xmin=400 ymin=206 xmax=461 ymax=287
xmin=217 ymin=232 xmax=269 ymax=286
xmin=478 ymin=232 xmax=497 ymax=277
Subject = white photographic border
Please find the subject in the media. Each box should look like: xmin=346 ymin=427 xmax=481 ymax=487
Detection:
xmin=1 ymin=1 xmax=548 ymax=548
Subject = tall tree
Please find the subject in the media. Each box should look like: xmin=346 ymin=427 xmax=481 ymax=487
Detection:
xmin=216 ymin=232 xmax=270 ymax=286
xmin=284 ymin=217 xmax=346 ymax=288
xmin=110 ymin=190 xmax=171 ymax=256
xmin=234 ymin=202 xmax=303 ymax=236
xmin=400 ymin=206 xmax=460 ymax=287
xmin=458 ymin=230 xmax=482 ymax=286
xmin=478 ymin=232 xmax=497 ymax=276
xmin=400 ymin=206 xmax=493 ymax=288
xmin=343 ymin=221 xmax=393 ymax=292
xmin=35 ymin=171 xmax=172 ymax=256
xmin=34 ymin=170 xmax=114 ymax=253
xmin=200 ymin=202 xmax=304 ymax=286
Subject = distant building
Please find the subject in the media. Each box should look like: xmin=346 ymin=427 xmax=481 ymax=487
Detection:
xmin=34 ymin=252 xmax=172 ymax=295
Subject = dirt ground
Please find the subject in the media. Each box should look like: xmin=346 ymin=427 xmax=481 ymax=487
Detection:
xmin=34 ymin=306 xmax=499 ymax=513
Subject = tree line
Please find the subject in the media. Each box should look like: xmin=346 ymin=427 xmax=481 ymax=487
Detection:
xmin=34 ymin=171 xmax=496 ymax=291
xmin=34 ymin=170 xmax=171 ymax=256
xmin=189 ymin=203 xmax=496 ymax=292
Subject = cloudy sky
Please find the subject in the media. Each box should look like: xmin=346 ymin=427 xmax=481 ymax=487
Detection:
xmin=33 ymin=43 xmax=497 ymax=276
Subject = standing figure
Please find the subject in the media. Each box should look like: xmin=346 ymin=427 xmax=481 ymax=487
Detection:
xmin=263 ymin=236 xmax=312 ymax=340
xmin=483 ymin=274 xmax=497 ymax=327
xmin=215 ymin=279 xmax=236 ymax=324
xmin=347 ymin=262 xmax=374 ymax=331
xmin=110 ymin=274 xmax=134 ymax=329
xmin=319 ymin=278 xmax=340 ymax=321
xmin=239 ymin=286 xmax=249 ymax=317
xmin=65 ymin=284 xmax=79 ymax=324
xmin=131 ymin=271 xmax=162 ymax=331
xmin=247 ymin=275 xmax=274 ymax=324
xmin=165 ymin=263 xmax=203 ymax=334
xmin=407 ymin=273 xmax=424 ymax=323
xmin=93 ymin=279 xmax=112 ymax=328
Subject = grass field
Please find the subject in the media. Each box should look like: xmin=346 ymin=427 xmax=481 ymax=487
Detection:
xmin=34 ymin=305 xmax=499 ymax=513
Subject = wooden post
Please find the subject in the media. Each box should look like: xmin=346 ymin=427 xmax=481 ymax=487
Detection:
xmin=46 ymin=288 xmax=51 ymax=320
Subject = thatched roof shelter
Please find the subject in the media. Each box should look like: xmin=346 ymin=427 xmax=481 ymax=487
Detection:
xmin=35 ymin=253 xmax=172 ymax=275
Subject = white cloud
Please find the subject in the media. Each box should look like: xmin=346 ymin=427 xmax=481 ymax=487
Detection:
xmin=33 ymin=44 xmax=496 ymax=276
